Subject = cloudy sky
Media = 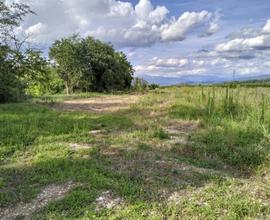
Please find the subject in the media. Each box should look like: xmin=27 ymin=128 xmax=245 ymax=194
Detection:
xmin=13 ymin=0 xmax=270 ymax=84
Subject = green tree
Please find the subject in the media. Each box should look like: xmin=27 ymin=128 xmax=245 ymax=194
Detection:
xmin=0 ymin=1 xmax=48 ymax=102
xmin=0 ymin=45 xmax=23 ymax=102
xmin=49 ymin=35 xmax=91 ymax=95
xmin=22 ymin=50 xmax=57 ymax=96
xmin=49 ymin=35 xmax=134 ymax=93
xmin=83 ymin=36 xmax=133 ymax=92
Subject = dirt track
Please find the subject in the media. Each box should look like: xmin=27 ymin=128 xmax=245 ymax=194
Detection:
xmin=53 ymin=95 xmax=140 ymax=113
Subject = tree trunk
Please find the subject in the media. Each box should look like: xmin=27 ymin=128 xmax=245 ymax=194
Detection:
xmin=65 ymin=81 xmax=69 ymax=95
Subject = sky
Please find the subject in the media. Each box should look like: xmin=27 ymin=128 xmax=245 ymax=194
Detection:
xmin=11 ymin=0 xmax=270 ymax=84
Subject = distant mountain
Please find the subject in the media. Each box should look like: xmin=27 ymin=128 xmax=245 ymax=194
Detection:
xmin=139 ymin=74 xmax=270 ymax=86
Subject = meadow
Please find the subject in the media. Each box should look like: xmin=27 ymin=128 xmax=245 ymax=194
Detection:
xmin=0 ymin=86 xmax=270 ymax=219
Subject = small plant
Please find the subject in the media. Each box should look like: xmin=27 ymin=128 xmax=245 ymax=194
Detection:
xmin=153 ymin=128 xmax=170 ymax=139
xmin=201 ymin=86 xmax=206 ymax=102
xmin=260 ymin=93 xmax=266 ymax=123
xmin=221 ymin=87 xmax=240 ymax=117
xmin=207 ymin=89 xmax=215 ymax=115
xmin=138 ymin=143 xmax=151 ymax=150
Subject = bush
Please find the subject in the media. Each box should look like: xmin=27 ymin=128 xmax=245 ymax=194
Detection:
xmin=132 ymin=77 xmax=148 ymax=92
xmin=0 ymin=47 xmax=26 ymax=103
xmin=149 ymin=84 xmax=160 ymax=90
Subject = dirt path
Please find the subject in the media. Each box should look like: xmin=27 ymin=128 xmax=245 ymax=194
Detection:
xmin=53 ymin=95 xmax=140 ymax=113
xmin=0 ymin=181 xmax=79 ymax=220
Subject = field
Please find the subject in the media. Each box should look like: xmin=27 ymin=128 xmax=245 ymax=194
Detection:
xmin=1 ymin=86 xmax=270 ymax=219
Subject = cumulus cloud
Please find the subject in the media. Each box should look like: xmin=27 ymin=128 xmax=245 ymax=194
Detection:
xmin=216 ymin=19 xmax=270 ymax=52
xmin=216 ymin=35 xmax=270 ymax=52
xmin=133 ymin=48 xmax=270 ymax=78
xmin=202 ymin=10 xmax=222 ymax=37
xmin=25 ymin=22 xmax=48 ymax=43
xmin=262 ymin=19 xmax=270 ymax=33
xmin=152 ymin=57 xmax=188 ymax=67
xmin=161 ymin=11 xmax=211 ymax=41
xmin=18 ymin=0 xmax=217 ymax=47
xmin=134 ymin=55 xmax=212 ymax=77
xmin=134 ymin=63 xmax=206 ymax=77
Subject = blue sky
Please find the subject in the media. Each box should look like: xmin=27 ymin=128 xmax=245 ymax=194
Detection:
xmin=16 ymin=0 xmax=270 ymax=84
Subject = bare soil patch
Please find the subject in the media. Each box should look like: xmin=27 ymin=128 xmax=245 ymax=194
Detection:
xmin=163 ymin=120 xmax=201 ymax=147
xmin=95 ymin=191 xmax=124 ymax=211
xmin=165 ymin=120 xmax=201 ymax=135
xmin=53 ymin=95 xmax=140 ymax=113
xmin=89 ymin=129 xmax=107 ymax=135
xmin=0 ymin=181 xmax=79 ymax=220
xmin=167 ymin=136 xmax=191 ymax=146
xmin=69 ymin=143 xmax=93 ymax=151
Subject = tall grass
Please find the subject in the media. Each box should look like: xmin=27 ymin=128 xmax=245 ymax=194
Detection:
xmin=171 ymin=86 xmax=270 ymax=170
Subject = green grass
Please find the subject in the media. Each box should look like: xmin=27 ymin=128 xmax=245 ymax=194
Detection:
xmin=1 ymin=86 xmax=270 ymax=219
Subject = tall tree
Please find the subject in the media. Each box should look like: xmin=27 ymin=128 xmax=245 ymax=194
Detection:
xmin=49 ymin=35 xmax=92 ymax=95
xmin=50 ymin=35 xmax=134 ymax=93
xmin=83 ymin=36 xmax=134 ymax=92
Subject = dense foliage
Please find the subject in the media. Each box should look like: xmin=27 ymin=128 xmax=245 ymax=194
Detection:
xmin=0 ymin=1 xmax=50 ymax=102
xmin=0 ymin=1 xmax=134 ymax=102
xmin=49 ymin=35 xmax=134 ymax=94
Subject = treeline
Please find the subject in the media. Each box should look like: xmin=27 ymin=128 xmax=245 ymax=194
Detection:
xmin=0 ymin=1 xmax=135 ymax=103
xmin=217 ymin=79 xmax=270 ymax=88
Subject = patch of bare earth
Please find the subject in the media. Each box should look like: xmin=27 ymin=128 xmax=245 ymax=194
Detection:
xmin=0 ymin=181 xmax=79 ymax=220
xmin=89 ymin=129 xmax=107 ymax=135
xmin=95 ymin=191 xmax=124 ymax=212
xmin=53 ymin=95 xmax=140 ymax=113
xmin=165 ymin=120 xmax=201 ymax=135
xmin=107 ymin=149 xmax=227 ymax=190
xmin=69 ymin=143 xmax=93 ymax=151
xmin=165 ymin=184 xmax=211 ymax=205
xmin=164 ymin=120 xmax=201 ymax=147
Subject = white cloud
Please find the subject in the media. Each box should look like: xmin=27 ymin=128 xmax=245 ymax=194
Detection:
xmin=134 ymin=50 xmax=269 ymax=78
xmin=216 ymin=19 xmax=270 ymax=52
xmin=262 ymin=19 xmax=270 ymax=33
xmin=109 ymin=1 xmax=134 ymax=17
xmin=216 ymin=35 xmax=270 ymax=52
xmin=205 ymin=22 xmax=219 ymax=35
xmin=134 ymin=63 xmax=207 ymax=77
xmin=210 ymin=58 xmax=227 ymax=65
xmin=19 ymin=0 xmax=217 ymax=47
xmin=161 ymin=11 xmax=211 ymax=41
xmin=264 ymin=61 xmax=270 ymax=66
xmin=192 ymin=60 xmax=205 ymax=66
xmin=152 ymin=57 xmax=188 ymax=67
xmin=238 ymin=67 xmax=259 ymax=75
xmin=134 ymin=55 xmax=210 ymax=77
xmin=203 ymin=10 xmax=222 ymax=36
xmin=25 ymin=22 xmax=48 ymax=42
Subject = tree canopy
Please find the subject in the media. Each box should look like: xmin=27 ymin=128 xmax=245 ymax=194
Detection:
xmin=49 ymin=35 xmax=134 ymax=94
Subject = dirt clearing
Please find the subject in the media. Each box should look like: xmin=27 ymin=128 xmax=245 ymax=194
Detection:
xmin=52 ymin=95 xmax=140 ymax=113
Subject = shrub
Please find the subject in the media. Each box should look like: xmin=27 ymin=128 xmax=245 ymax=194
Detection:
xmin=149 ymin=84 xmax=160 ymax=90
